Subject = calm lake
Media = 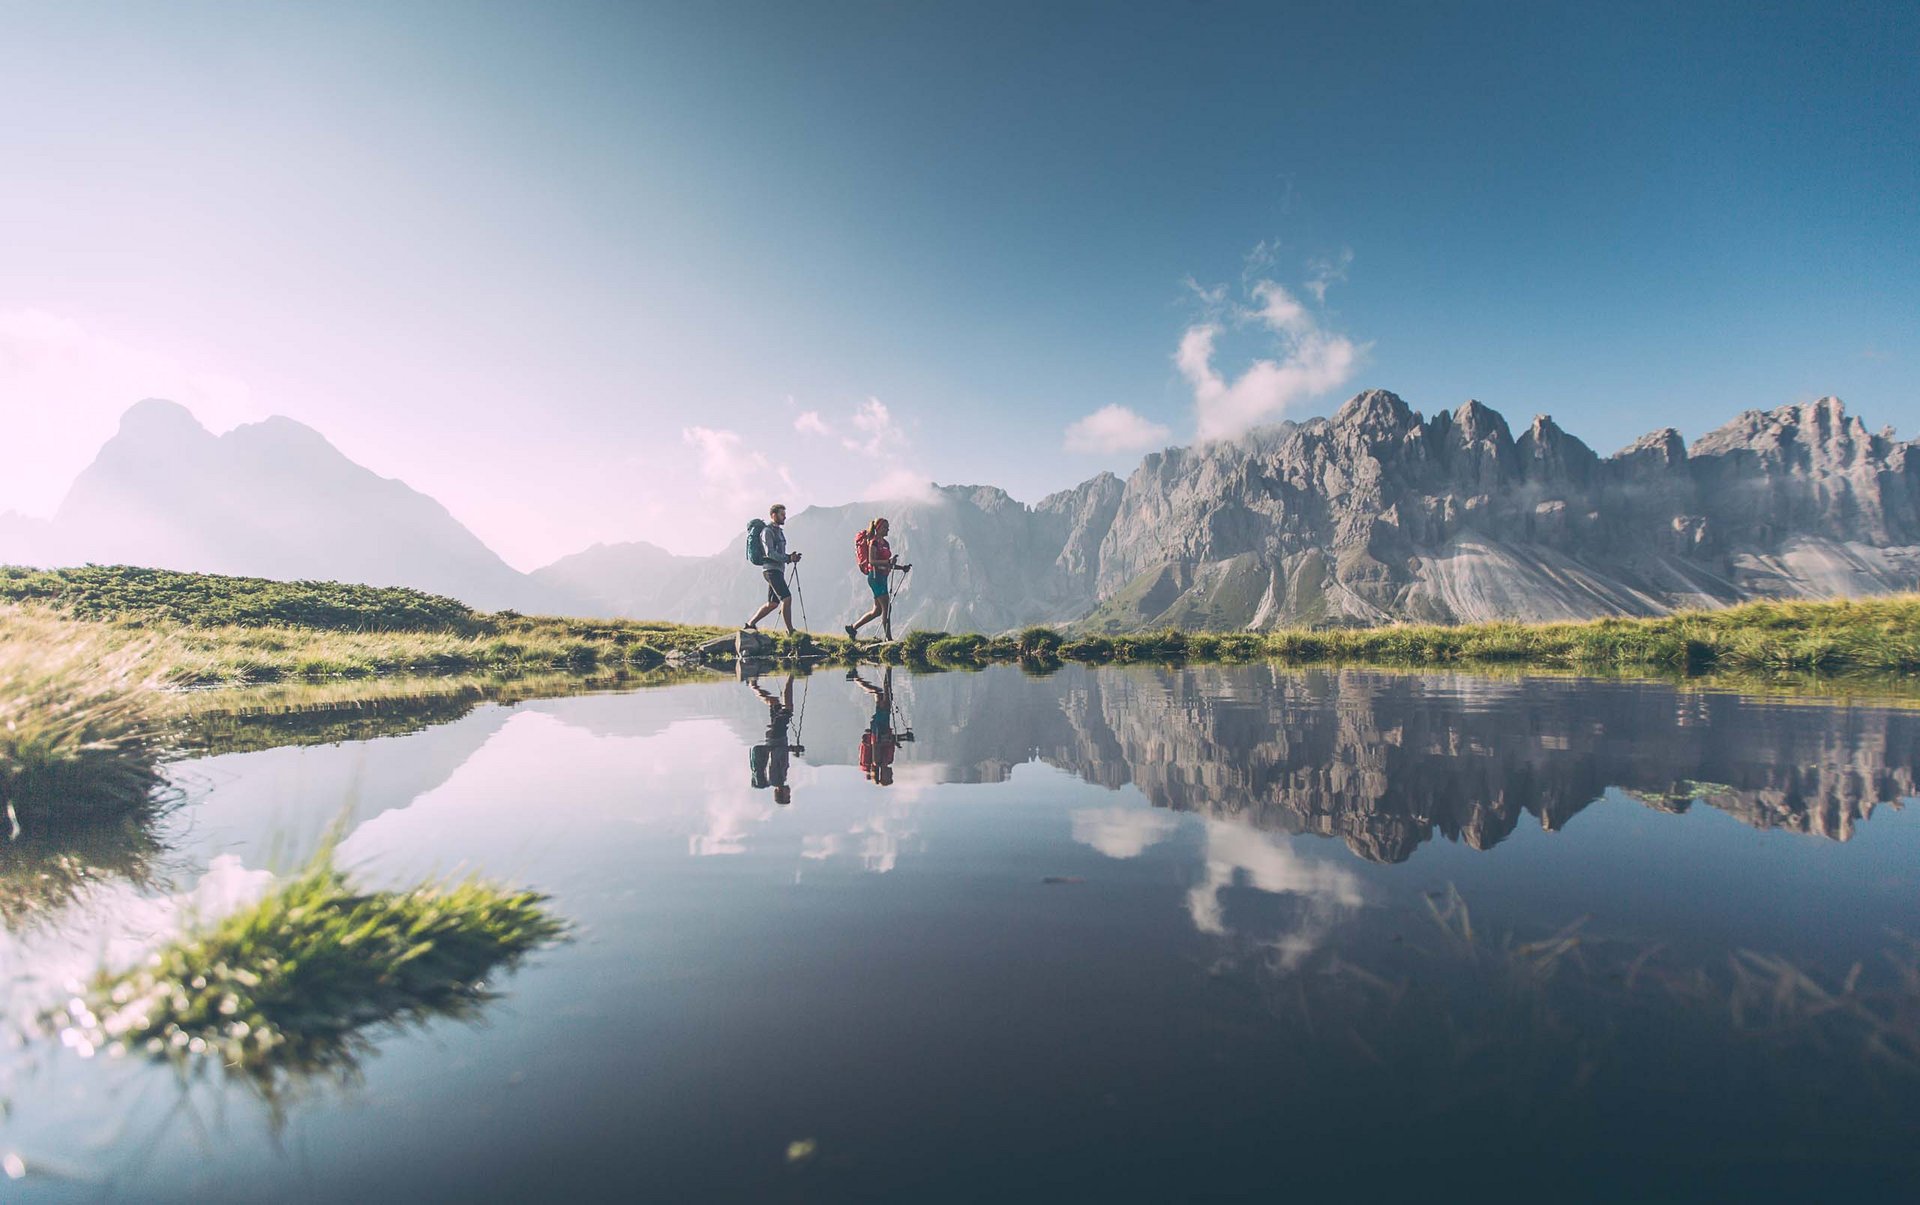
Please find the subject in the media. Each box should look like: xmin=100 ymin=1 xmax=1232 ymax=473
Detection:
xmin=5 ymin=664 xmax=1920 ymax=1201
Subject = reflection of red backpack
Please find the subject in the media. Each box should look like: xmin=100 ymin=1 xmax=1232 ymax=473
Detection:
xmin=854 ymin=529 xmax=873 ymax=574
xmin=860 ymin=730 xmax=896 ymax=774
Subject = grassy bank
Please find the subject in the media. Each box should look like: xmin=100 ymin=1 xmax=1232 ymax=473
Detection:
xmin=0 ymin=608 xmax=168 ymax=826
xmin=892 ymin=595 xmax=1920 ymax=675
xmin=1 ymin=566 xmax=733 ymax=685
xmin=5 ymin=566 xmax=1919 ymax=688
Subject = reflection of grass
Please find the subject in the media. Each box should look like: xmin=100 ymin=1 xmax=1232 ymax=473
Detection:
xmin=59 ymin=849 xmax=566 ymax=1082
xmin=0 ymin=815 xmax=170 ymax=930
xmin=1265 ymin=886 xmax=1920 ymax=1111
xmin=0 ymin=609 xmax=166 ymax=826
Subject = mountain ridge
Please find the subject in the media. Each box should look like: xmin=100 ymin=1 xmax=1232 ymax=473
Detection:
xmin=12 ymin=399 xmax=583 ymax=614
xmin=4 ymin=391 xmax=1916 ymax=630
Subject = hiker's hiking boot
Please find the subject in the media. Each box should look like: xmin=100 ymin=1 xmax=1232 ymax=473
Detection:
xmin=845 ymin=624 xmax=858 ymax=641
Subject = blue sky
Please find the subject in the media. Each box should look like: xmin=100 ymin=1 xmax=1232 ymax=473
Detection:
xmin=1 ymin=1 xmax=1914 ymax=563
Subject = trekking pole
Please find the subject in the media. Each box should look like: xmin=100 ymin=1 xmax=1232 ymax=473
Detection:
xmin=791 ymin=559 xmax=810 ymax=637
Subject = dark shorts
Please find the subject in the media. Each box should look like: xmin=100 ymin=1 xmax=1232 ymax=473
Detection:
xmin=763 ymin=567 xmax=791 ymax=603
xmin=867 ymin=570 xmax=890 ymax=598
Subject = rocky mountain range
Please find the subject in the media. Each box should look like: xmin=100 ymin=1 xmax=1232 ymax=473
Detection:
xmin=548 ymin=390 xmax=1920 ymax=630
xmin=4 ymin=391 xmax=1916 ymax=630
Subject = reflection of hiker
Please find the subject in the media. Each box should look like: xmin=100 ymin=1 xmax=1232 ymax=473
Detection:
xmin=744 ymin=503 xmax=802 ymax=634
xmin=747 ymin=674 xmax=803 ymax=805
xmin=844 ymin=517 xmax=911 ymax=642
xmin=849 ymin=665 xmax=913 ymax=786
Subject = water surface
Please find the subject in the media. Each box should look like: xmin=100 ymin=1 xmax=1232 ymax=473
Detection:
xmin=5 ymin=664 xmax=1919 ymax=1200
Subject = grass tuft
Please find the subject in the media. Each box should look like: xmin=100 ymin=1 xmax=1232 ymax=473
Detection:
xmin=0 ymin=608 xmax=166 ymax=826
xmin=59 ymin=848 xmax=567 ymax=1077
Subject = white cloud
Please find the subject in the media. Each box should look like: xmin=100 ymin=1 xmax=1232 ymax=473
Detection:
xmin=1064 ymin=404 xmax=1172 ymax=455
xmin=1181 ymin=275 xmax=1230 ymax=318
xmin=0 ymin=308 xmax=261 ymax=517
xmin=842 ymin=397 xmax=907 ymax=458
xmin=682 ymin=425 xmax=795 ymax=511
xmin=1241 ymin=237 xmax=1282 ymax=278
xmin=1178 ymin=277 xmax=1362 ymax=442
xmin=1305 ymin=248 xmax=1354 ymax=304
xmin=1185 ymin=821 xmax=1363 ymax=964
xmin=1248 ymin=280 xmax=1311 ymax=336
xmin=786 ymin=395 xmax=931 ymax=503
xmin=863 ymin=465 xmax=938 ymax=503
xmin=1071 ymin=806 xmax=1179 ymax=859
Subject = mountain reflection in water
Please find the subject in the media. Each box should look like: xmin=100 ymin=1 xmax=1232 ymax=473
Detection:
xmin=170 ymin=665 xmax=1918 ymax=870
xmin=9 ymin=663 xmax=1915 ymax=1199
xmin=686 ymin=666 xmax=1915 ymax=863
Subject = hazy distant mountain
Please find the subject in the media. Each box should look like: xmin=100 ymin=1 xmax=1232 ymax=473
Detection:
xmin=25 ymin=399 xmax=580 ymax=613
xmin=530 ymin=540 xmax=704 ymax=618
xmin=535 ymin=391 xmax=1920 ymax=632
xmin=545 ymin=477 xmax=1124 ymax=630
xmin=0 ymin=510 xmax=55 ymax=567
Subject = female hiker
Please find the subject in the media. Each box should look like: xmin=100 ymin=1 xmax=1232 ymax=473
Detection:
xmin=845 ymin=517 xmax=910 ymax=642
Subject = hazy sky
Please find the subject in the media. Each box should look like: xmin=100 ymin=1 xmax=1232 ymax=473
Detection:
xmin=2 ymin=1 xmax=1915 ymax=565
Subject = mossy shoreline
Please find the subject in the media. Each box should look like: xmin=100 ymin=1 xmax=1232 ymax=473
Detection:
xmin=4 ymin=565 xmax=1919 ymax=691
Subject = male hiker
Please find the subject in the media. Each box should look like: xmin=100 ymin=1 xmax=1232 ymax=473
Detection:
xmin=746 ymin=674 xmax=803 ymax=806
xmin=744 ymin=503 xmax=802 ymax=633
xmin=849 ymin=665 xmax=913 ymax=786
xmin=845 ymin=517 xmax=911 ymax=642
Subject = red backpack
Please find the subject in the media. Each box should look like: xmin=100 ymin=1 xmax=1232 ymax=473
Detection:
xmin=854 ymin=529 xmax=873 ymax=575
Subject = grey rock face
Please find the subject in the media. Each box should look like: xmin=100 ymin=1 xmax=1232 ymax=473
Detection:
xmin=1075 ymin=390 xmax=1920 ymax=630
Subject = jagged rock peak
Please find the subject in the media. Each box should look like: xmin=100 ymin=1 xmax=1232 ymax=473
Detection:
xmin=1516 ymin=413 xmax=1598 ymax=478
xmin=1613 ymin=426 xmax=1687 ymax=464
xmin=1452 ymin=399 xmax=1511 ymax=444
xmin=1332 ymin=389 xmax=1418 ymax=434
xmin=1692 ymin=395 xmax=1867 ymax=458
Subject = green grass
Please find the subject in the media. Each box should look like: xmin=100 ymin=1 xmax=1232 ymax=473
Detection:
xmin=58 ymin=848 xmax=566 ymax=1078
xmin=6 ymin=565 xmax=1919 ymax=687
xmin=880 ymin=596 xmax=1920 ymax=676
xmin=0 ymin=565 xmax=737 ymax=685
xmin=0 ymin=608 xmax=167 ymax=827
xmin=0 ymin=564 xmax=484 ymax=633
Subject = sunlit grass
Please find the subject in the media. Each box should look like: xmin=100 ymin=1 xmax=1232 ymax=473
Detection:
xmin=0 ymin=608 xmax=166 ymax=826
xmin=939 ymin=596 xmax=1920 ymax=675
xmin=5 ymin=566 xmax=1919 ymax=692
xmin=59 ymin=848 xmax=567 ymax=1079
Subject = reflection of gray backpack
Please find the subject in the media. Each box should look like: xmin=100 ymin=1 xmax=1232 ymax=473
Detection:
xmin=749 ymin=744 xmax=771 ymax=788
xmin=745 ymin=519 xmax=768 ymax=566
